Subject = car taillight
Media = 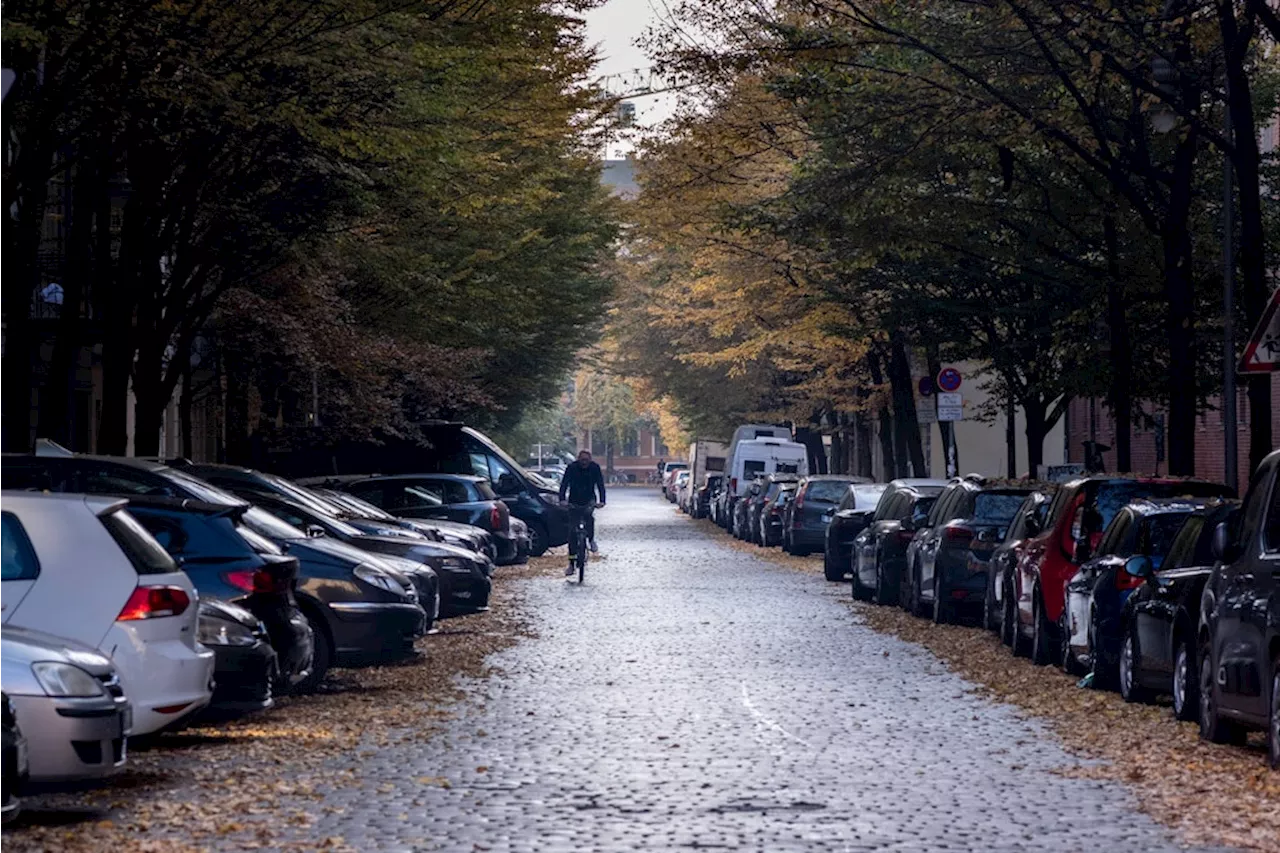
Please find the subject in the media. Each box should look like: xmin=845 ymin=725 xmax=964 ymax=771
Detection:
xmin=897 ymin=529 xmax=915 ymax=543
xmin=222 ymin=570 xmax=286 ymax=594
xmin=117 ymin=585 xmax=191 ymax=621
xmin=944 ymin=525 xmax=974 ymax=544
xmin=1115 ymin=570 xmax=1144 ymax=592
xmin=490 ymin=505 xmax=502 ymax=530
xmin=730 ymin=477 xmax=737 ymax=492
xmin=795 ymin=492 xmax=805 ymax=510
xmin=769 ymin=507 xmax=780 ymax=516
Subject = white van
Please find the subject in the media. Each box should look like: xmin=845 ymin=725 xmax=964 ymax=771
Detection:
xmin=728 ymin=438 xmax=809 ymax=497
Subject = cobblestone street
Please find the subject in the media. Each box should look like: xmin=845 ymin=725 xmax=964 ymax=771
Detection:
xmin=301 ymin=488 xmax=1226 ymax=852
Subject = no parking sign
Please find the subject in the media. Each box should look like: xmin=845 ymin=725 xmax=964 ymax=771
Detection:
xmin=937 ymin=367 xmax=962 ymax=392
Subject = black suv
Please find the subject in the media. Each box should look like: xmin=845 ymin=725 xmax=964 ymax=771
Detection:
xmin=1197 ymin=449 xmax=1279 ymax=768
xmin=852 ymin=479 xmax=946 ymax=604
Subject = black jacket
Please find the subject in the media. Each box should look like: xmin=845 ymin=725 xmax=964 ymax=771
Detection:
xmin=559 ymin=461 xmax=606 ymax=506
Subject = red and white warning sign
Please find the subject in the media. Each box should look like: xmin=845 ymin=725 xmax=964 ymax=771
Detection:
xmin=1240 ymin=289 xmax=1280 ymax=373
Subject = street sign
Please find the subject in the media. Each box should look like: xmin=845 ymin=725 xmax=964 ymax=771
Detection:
xmin=1239 ymin=289 xmax=1280 ymax=373
xmin=937 ymin=392 xmax=963 ymax=422
xmin=916 ymin=399 xmax=937 ymax=425
xmin=918 ymin=376 xmax=935 ymax=397
xmin=937 ymin=367 xmax=962 ymax=392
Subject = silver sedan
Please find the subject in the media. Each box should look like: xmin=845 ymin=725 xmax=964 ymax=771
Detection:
xmin=1 ymin=627 xmax=130 ymax=786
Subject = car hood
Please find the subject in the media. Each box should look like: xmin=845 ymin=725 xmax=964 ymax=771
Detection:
xmin=1 ymin=626 xmax=115 ymax=672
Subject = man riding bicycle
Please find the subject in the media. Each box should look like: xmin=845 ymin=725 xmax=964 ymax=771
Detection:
xmin=559 ymin=449 xmax=606 ymax=575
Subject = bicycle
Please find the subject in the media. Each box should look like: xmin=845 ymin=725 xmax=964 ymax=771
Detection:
xmin=565 ymin=501 xmax=603 ymax=583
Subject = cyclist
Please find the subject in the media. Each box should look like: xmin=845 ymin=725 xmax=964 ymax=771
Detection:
xmin=559 ymin=449 xmax=606 ymax=575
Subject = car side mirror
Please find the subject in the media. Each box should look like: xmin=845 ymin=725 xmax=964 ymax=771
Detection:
xmin=306 ymin=524 xmax=326 ymax=538
xmin=977 ymin=529 xmax=997 ymax=544
xmin=1024 ymin=517 xmax=1041 ymax=536
xmin=1124 ymin=555 xmax=1154 ymax=581
xmin=1072 ymin=537 xmax=1091 ymax=563
xmin=1211 ymin=522 xmax=1241 ymax=563
xmin=496 ymin=473 xmax=520 ymax=496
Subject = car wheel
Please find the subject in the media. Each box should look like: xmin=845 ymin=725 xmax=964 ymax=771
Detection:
xmin=1170 ymin=637 xmax=1197 ymax=721
xmin=527 ymin=522 xmax=550 ymax=557
xmin=292 ymin=608 xmax=332 ymax=694
xmin=823 ymin=548 xmax=843 ymax=583
xmin=1031 ymin=591 xmax=1052 ymax=666
xmin=1059 ymin=610 xmax=1083 ymax=676
xmin=930 ymin=571 xmax=946 ymax=624
xmin=1118 ymin=630 xmax=1148 ymax=704
xmin=782 ymin=534 xmax=792 ymax=555
xmin=983 ymin=575 xmax=997 ymax=633
xmin=851 ymin=559 xmax=872 ymax=601
xmin=874 ymin=561 xmax=896 ymax=606
xmin=1268 ymin=657 xmax=1280 ymax=770
xmin=1199 ymin=648 xmax=1247 ymax=745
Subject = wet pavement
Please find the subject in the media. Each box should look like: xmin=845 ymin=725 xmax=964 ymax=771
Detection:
xmin=307 ymin=488 xmax=1226 ymax=852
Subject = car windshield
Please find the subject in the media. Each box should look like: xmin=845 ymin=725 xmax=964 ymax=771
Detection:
xmin=263 ymin=473 xmax=348 ymax=517
xmin=853 ymin=485 xmax=887 ymax=508
xmin=328 ymin=491 xmax=394 ymax=520
xmin=159 ymin=468 xmax=246 ymax=506
xmin=1094 ymin=481 xmax=1232 ymax=529
xmin=807 ymin=481 xmax=852 ymax=502
xmin=974 ymin=493 xmax=1028 ymax=523
xmin=241 ymin=506 xmax=307 ymax=541
xmin=1146 ymin=512 xmax=1194 ymax=560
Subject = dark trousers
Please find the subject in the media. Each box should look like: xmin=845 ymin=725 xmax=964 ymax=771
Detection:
xmin=567 ymin=503 xmax=595 ymax=545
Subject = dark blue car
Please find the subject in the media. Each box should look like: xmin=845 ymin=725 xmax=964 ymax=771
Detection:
xmin=1063 ymin=497 xmax=1216 ymax=684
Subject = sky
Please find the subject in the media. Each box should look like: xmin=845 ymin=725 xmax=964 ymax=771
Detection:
xmin=583 ymin=1 xmax=679 ymax=158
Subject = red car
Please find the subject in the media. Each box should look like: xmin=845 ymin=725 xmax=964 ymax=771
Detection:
xmin=1012 ymin=476 xmax=1234 ymax=665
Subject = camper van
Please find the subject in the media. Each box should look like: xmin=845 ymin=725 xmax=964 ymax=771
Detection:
xmin=685 ymin=439 xmax=728 ymax=512
xmin=727 ymin=438 xmax=809 ymax=498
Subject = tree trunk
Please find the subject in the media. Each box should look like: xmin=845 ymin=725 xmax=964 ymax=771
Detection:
xmin=1163 ymin=131 xmax=1200 ymax=476
xmin=1219 ymin=3 xmax=1272 ymax=473
xmin=868 ymin=354 xmax=897 ymax=479
xmin=1006 ymin=393 xmax=1017 ymax=478
xmin=224 ymin=359 xmax=251 ymax=464
xmin=1024 ymin=399 xmax=1049 ymax=474
xmin=888 ymin=332 xmax=926 ymax=477
xmin=180 ymin=360 xmax=194 ymax=460
xmin=854 ymin=411 xmax=874 ymax=479
xmin=1104 ymin=213 xmax=1132 ymax=472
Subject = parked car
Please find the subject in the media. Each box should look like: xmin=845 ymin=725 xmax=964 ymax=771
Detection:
xmin=317 ymin=424 xmax=569 ymax=555
xmin=822 ymin=484 xmax=888 ymax=582
xmin=694 ymin=475 xmax=722 ymax=520
xmin=125 ymin=497 xmax=314 ymax=696
xmin=329 ymin=473 xmax=517 ymax=564
xmin=1062 ymin=498 xmax=1213 ymax=683
xmin=750 ymin=474 xmax=799 ymax=545
xmin=991 ymin=491 xmax=1054 ymax=638
xmin=852 ymin=480 xmax=946 ymax=604
xmin=673 ymin=470 xmax=693 ymax=510
xmin=196 ymin=600 xmax=279 ymax=718
xmin=1118 ymin=501 xmax=1239 ymax=717
xmin=1013 ymin=476 xmax=1235 ymax=667
xmin=2 ymin=692 xmax=27 ymax=823
xmin=661 ymin=462 xmax=688 ymax=500
xmin=1196 ymin=449 xmax=1279 ymax=767
xmin=713 ymin=481 xmax=734 ymax=530
xmin=303 ymin=483 xmax=497 ymax=559
xmin=241 ymin=508 xmax=429 ymax=683
xmin=1 ymin=627 xmax=130 ymax=787
xmin=238 ymin=490 xmax=491 ymax=617
xmin=1 ymin=492 xmax=214 ymax=735
xmin=905 ymin=478 xmax=1035 ymax=624
xmin=733 ymin=476 xmax=767 ymax=540
xmin=783 ymin=475 xmax=873 ymax=557
xmin=3 ymin=453 xmax=427 ymax=689
xmin=758 ymin=481 xmax=799 ymax=547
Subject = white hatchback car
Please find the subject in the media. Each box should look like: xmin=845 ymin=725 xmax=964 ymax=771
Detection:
xmin=2 ymin=492 xmax=214 ymax=735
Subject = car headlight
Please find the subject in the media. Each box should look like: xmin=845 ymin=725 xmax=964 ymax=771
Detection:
xmin=354 ymin=564 xmax=401 ymax=593
xmin=538 ymin=492 xmax=562 ymax=508
xmin=197 ymin=615 xmax=258 ymax=647
xmin=31 ymin=662 xmax=107 ymax=698
xmin=439 ymin=557 xmax=475 ymax=574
